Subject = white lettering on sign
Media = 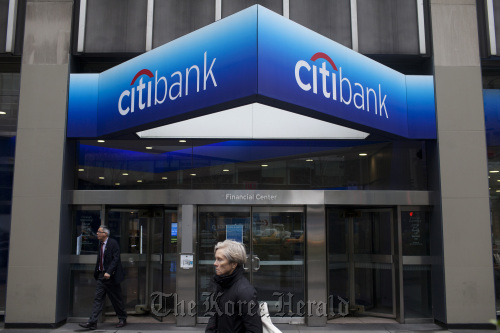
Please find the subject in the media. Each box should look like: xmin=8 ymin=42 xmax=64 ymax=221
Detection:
xmin=118 ymin=52 xmax=217 ymax=116
xmin=225 ymin=193 xmax=277 ymax=201
xmin=295 ymin=52 xmax=388 ymax=118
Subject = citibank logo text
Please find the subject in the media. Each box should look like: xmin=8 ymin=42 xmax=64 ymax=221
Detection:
xmin=295 ymin=52 xmax=388 ymax=118
xmin=118 ymin=52 xmax=217 ymax=116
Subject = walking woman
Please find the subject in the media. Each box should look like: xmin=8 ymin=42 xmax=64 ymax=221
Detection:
xmin=205 ymin=240 xmax=263 ymax=333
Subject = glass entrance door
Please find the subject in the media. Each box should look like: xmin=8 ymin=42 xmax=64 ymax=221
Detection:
xmin=105 ymin=207 xmax=178 ymax=321
xmin=327 ymin=208 xmax=396 ymax=318
xmin=198 ymin=206 xmax=305 ymax=319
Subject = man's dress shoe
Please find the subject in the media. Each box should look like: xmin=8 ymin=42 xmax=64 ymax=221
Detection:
xmin=78 ymin=322 xmax=97 ymax=330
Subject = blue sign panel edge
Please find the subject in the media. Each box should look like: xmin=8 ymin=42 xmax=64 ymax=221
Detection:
xmin=67 ymin=74 xmax=99 ymax=138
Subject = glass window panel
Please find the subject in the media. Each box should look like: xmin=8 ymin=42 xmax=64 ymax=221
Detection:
xmin=403 ymin=265 xmax=432 ymax=318
xmin=0 ymin=73 xmax=18 ymax=311
xmin=153 ymin=0 xmax=215 ymax=47
xmin=354 ymin=262 xmax=393 ymax=315
xmin=0 ymin=73 xmax=20 ymax=134
xmin=76 ymin=140 xmax=428 ymax=191
xmin=69 ymin=264 xmax=97 ymax=317
xmin=197 ymin=209 xmax=251 ymax=316
xmin=252 ymin=210 xmax=305 ymax=316
xmin=357 ymin=0 xmax=419 ymax=54
xmin=328 ymin=209 xmax=350 ymax=317
xmin=353 ymin=211 xmax=392 ymax=256
xmin=289 ymin=0 xmax=351 ymax=48
xmin=70 ymin=207 xmax=102 ymax=317
xmin=70 ymin=207 xmax=178 ymax=318
xmin=221 ymin=0 xmax=282 ymax=18
xmin=84 ymin=0 xmax=147 ymax=53
xmin=401 ymin=210 xmax=430 ymax=256
xmin=488 ymin=148 xmax=500 ymax=313
xmin=73 ymin=209 xmax=101 ymax=255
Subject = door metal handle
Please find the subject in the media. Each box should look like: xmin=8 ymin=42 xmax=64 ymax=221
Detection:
xmin=243 ymin=254 xmax=250 ymax=271
xmin=252 ymin=255 xmax=260 ymax=271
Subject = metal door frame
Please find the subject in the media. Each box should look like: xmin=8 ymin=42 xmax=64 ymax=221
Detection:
xmin=70 ymin=189 xmax=432 ymax=326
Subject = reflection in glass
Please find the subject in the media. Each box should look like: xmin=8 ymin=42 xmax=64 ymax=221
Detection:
xmin=70 ymin=208 xmax=177 ymax=319
xmin=0 ymin=73 xmax=20 ymax=311
xmin=197 ymin=208 xmax=305 ymax=317
xmin=252 ymin=211 xmax=305 ymax=316
xmin=76 ymin=140 xmax=428 ymax=191
xmin=197 ymin=209 xmax=251 ymax=316
xmin=353 ymin=211 xmax=392 ymax=255
xmin=327 ymin=208 xmax=394 ymax=318
xmin=354 ymin=263 xmax=393 ymax=315
xmin=401 ymin=210 xmax=430 ymax=256
xmin=403 ymin=265 xmax=432 ymax=318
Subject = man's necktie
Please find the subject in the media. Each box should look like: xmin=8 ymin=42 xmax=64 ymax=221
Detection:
xmin=99 ymin=242 xmax=104 ymax=271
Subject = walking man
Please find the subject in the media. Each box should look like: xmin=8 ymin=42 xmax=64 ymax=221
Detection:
xmin=79 ymin=226 xmax=127 ymax=330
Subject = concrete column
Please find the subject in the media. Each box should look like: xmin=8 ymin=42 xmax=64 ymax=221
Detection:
xmin=5 ymin=0 xmax=73 ymax=326
xmin=430 ymin=0 xmax=495 ymax=324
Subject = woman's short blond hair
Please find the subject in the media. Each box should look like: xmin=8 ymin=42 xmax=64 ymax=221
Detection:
xmin=214 ymin=240 xmax=247 ymax=266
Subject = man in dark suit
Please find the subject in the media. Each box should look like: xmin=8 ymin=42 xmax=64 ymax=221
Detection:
xmin=79 ymin=226 xmax=127 ymax=330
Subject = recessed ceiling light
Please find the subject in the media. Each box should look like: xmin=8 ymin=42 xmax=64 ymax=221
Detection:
xmin=490 ymin=170 xmax=499 ymax=173
xmin=306 ymin=159 xmax=313 ymax=162
xmin=97 ymin=140 xmax=105 ymax=143
xmin=115 ymin=183 xmax=120 ymax=186
xmin=122 ymin=173 xmax=129 ymax=176
xmin=99 ymin=176 xmax=105 ymax=180
xmin=261 ymin=164 xmax=268 ymax=167
xmin=137 ymin=180 xmax=143 ymax=183
xmin=223 ymin=169 xmax=230 ymax=172
xmin=190 ymin=173 xmax=196 ymax=176
xmin=359 ymin=153 xmax=368 ymax=156
xmin=179 ymin=139 xmax=187 ymax=143
xmin=78 ymin=168 xmax=84 ymax=172
xmin=146 ymin=146 xmax=153 ymax=150
xmin=0 ymin=111 xmax=6 ymax=115
xmin=162 ymin=177 xmax=168 ymax=180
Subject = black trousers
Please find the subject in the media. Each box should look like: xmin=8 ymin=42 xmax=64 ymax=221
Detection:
xmin=88 ymin=273 xmax=127 ymax=323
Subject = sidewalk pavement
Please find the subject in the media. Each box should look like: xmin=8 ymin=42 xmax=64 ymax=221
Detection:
xmin=0 ymin=321 xmax=496 ymax=333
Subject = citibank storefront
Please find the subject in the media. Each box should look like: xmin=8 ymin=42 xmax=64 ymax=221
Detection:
xmin=67 ymin=6 xmax=436 ymax=325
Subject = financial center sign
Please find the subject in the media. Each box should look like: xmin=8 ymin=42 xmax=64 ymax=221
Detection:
xmin=68 ymin=5 xmax=435 ymax=139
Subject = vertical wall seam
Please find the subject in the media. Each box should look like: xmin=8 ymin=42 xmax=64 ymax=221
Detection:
xmin=417 ymin=0 xmax=427 ymax=54
xmin=350 ymin=0 xmax=359 ymax=52
xmin=487 ymin=0 xmax=497 ymax=55
xmin=5 ymin=0 xmax=18 ymax=53
xmin=146 ymin=0 xmax=154 ymax=51
xmin=77 ymin=0 xmax=87 ymax=52
xmin=215 ymin=0 xmax=221 ymax=21
xmin=283 ymin=0 xmax=289 ymax=18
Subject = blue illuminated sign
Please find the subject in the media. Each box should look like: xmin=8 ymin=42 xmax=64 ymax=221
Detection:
xmin=171 ymin=223 xmax=178 ymax=237
xmin=257 ymin=9 xmax=408 ymax=137
xmin=97 ymin=8 xmax=257 ymax=135
xmin=67 ymin=5 xmax=436 ymax=139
